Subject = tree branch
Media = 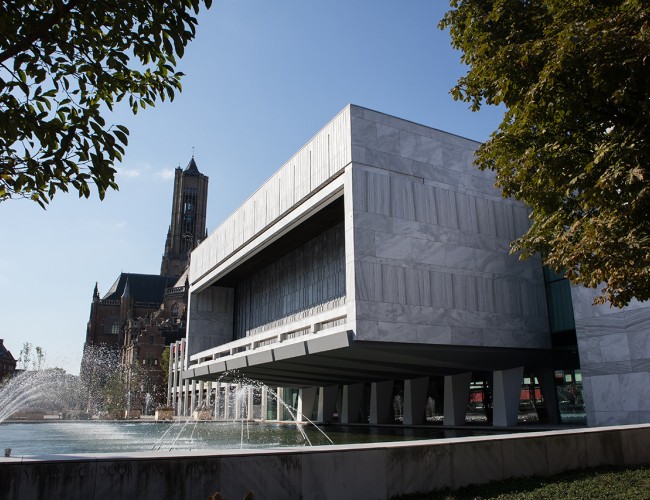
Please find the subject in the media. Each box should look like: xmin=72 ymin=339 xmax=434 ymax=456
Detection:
xmin=0 ymin=0 xmax=81 ymax=65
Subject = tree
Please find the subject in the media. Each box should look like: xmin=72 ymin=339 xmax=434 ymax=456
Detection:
xmin=18 ymin=342 xmax=32 ymax=370
xmin=0 ymin=0 xmax=212 ymax=207
xmin=440 ymin=0 xmax=649 ymax=307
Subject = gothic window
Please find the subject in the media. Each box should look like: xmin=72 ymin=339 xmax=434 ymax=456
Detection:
xmin=172 ymin=303 xmax=179 ymax=318
xmin=111 ymin=322 xmax=119 ymax=335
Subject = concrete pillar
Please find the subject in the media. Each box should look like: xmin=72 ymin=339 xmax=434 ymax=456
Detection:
xmin=341 ymin=383 xmax=364 ymax=424
xmin=190 ymin=379 xmax=196 ymax=414
xmin=317 ymin=386 xmax=338 ymax=423
xmin=493 ymin=366 xmax=524 ymax=427
xmin=276 ymin=387 xmax=284 ymax=421
xmin=213 ymin=382 xmax=220 ymax=419
xmin=182 ymin=379 xmax=190 ymax=416
xmin=537 ymin=366 xmax=560 ymax=424
xmin=246 ymin=386 xmax=254 ymax=420
xmin=443 ymin=372 xmax=472 ymax=426
xmin=370 ymin=380 xmax=393 ymax=424
xmin=198 ymin=381 xmax=204 ymax=408
xmin=403 ymin=377 xmax=429 ymax=425
xmin=224 ymin=384 xmax=232 ymax=420
xmin=297 ymin=387 xmax=317 ymax=422
xmin=234 ymin=384 xmax=242 ymax=420
xmin=260 ymin=385 xmax=268 ymax=421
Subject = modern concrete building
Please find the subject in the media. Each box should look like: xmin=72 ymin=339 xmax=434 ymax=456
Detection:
xmin=172 ymin=105 xmax=649 ymax=428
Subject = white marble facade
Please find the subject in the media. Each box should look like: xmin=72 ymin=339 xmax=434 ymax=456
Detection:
xmin=180 ymin=104 xmax=647 ymax=427
xmin=571 ymin=286 xmax=650 ymax=426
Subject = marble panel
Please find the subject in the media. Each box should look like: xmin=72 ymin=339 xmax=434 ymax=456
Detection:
xmin=378 ymin=321 xmax=419 ymax=342
xmin=452 ymin=274 xmax=478 ymax=311
xmin=450 ymin=326 xmax=484 ymax=346
xmin=390 ymin=176 xmax=418 ymax=221
xmin=619 ymin=372 xmax=650 ymax=411
xmin=512 ymin=205 xmax=531 ymax=237
xmin=434 ymin=187 xmax=459 ymax=229
xmin=400 ymin=130 xmax=443 ymax=165
xmin=366 ymin=171 xmax=391 ymax=216
xmin=445 ymin=244 xmax=477 ymax=270
xmin=577 ymin=336 xmax=602 ymax=364
xmin=583 ymin=429 xmax=624 ymax=468
xmin=581 ymin=360 xmax=632 ymax=376
xmin=410 ymin=237 xmax=446 ymax=266
xmin=376 ymin=123 xmax=401 ymax=155
xmin=381 ymin=264 xmax=407 ymax=305
xmin=450 ymin=440 xmax=504 ymax=488
xmin=385 ymin=444 xmax=453 ymax=496
xmin=354 ymin=300 xmax=436 ymax=326
xmin=592 ymin=411 xmax=638 ymax=427
xmin=620 ymin=427 xmax=650 ymax=465
xmin=582 ymin=376 xmax=595 ymax=413
xmin=545 ymin=433 xmax=587 ymax=475
xmin=302 ymin=449 xmax=387 ymax=500
xmin=631 ymin=359 xmax=650 ymax=372
xmin=430 ymin=271 xmax=454 ymax=309
xmin=353 ymin=227 xmax=376 ymax=256
xmin=219 ymin=455 xmax=301 ymax=500
xmin=624 ymin=306 xmax=650 ymax=330
xmin=476 ymin=277 xmax=496 ymax=313
xmin=351 ymin=115 xmax=378 ymax=149
xmin=475 ymin=197 xmax=497 ymax=237
xmin=599 ymin=334 xmax=630 ymax=363
xmin=501 ymin=436 xmax=549 ymax=479
xmin=404 ymin=267 xmax=422 ymax=306
xmin=417 ymin=268 xmax=432 ymax=307
xmin=388 ymin=154 xmax=414 ymax=176
xmin=628 ymin=331 xmax=650 ymax=360
xmin=355 ymin=261 xmax=381 ymax=302
xmin=355 ymin=319 xmax=379 ymax=340
xmin=375 ymin=232 xmax=412 ymax=260
xmin=274 ymin=342 xmax=308 ymax=361
xmin=441 ymin=141 xmax=476 ymax=173
xmin=364 ymin=147 xmax=390 ymax=169
xmin=589 ymin=374 xmax=622 ymax=412
xmin=454 ymin=191 xmax=479 ymax=233
xmin=416 ymin=324 xmax=452 ymax=344
xmin=351 ymin=144 xmax=366 ymax=163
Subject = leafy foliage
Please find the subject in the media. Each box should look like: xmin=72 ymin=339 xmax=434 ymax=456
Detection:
xmin=440 ymin=0 xmax=650 ymax=307
xmin=0 ymin=0 xmax=212 ymax=207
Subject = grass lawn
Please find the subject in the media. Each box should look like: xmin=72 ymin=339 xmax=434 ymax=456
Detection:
xmin=392 ymin=465 xmax=650 ymax=499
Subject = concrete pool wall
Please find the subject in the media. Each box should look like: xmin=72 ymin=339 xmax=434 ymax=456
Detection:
xmin=2 ymin=424 xmax=649 ymax=500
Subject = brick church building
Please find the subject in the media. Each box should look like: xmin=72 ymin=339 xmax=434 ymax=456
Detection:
xmin=81 ymin=157 xmax=208 ymax=414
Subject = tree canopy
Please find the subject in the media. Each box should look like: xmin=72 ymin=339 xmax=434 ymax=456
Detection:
xmin=441 ymin=0 xmax=650 ymax=307
xmin=0 ymin=0 xmax=212 ymax=207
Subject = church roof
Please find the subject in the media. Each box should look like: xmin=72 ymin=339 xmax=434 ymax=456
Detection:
xmin=0 ymin=340 xmax=15 ymax=362
xmin=185 ymin=156 xmax=200 ymax=175
xmin=103 ymin=273 xmax=173 ymax=303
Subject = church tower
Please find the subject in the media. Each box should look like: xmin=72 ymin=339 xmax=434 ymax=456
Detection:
xmin=161 ymin=157 xmax=209 ymax=278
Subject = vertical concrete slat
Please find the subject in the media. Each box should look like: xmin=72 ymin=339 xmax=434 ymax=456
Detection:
xmin=341 ymin=383 xmax=364 ymax=424
xmin=370 ymin=380 xmax=394 ymax=424
xmin=317 ymin=386 xmax=338 ymax=423
xmin=403 ymin=377 xmax=429 ymax=425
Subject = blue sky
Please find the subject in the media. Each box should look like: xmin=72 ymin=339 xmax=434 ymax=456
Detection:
xmin=1 ymin=1 xmax=504 ymax=375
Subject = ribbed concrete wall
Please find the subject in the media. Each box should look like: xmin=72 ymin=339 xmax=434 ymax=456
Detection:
xmin=3 ymin=425 xmax=649 ymax=500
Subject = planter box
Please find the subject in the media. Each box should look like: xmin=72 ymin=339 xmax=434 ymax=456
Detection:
xmin=124 ymin=409 xmax=141 ymax=419
xmin=193 ymin=410 xmax=212 ymax=420
xmin=155 ymin=409 xmax=174 ymax=421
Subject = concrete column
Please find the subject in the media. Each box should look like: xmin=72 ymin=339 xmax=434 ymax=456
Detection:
xmin=246 ymin=386 xmax=254 ymax=420
xmin=537 ymin=366 xmax=560 ymax=424
xmin=198 ymin=381 xmax=204 ymax=408
xmin=213 ymin=382 xmax=220 ymax=419
xmin=493 ymin=366 xmax=524 ymax=427
xmin=297 ymin=387 xmax=317 ymax=422
xmin=182 ymin=379 xmax=190 ymax=416
xmin=190 ymin=380 xmax=197 ymax=414
xmin=443 ymin=372 xmax=472 ymax=426
xmin=341 ymin=383 xmax=364 ymax=424
xmin=317 ymin=386 xmax=338 ymax=423
xmin=166 ymin=344 xmax=174 ymax=407
xmin=403 ymin=377 xmax=429 ymax=425
xmin=370 ymin=380 xmax=393 ymax=424
xmin=260 ymin=385 xmax=268 ymax=421
xmin=224 ymin=384 xmax=231 ymax=420
xmin=273 ymin=387 xmax=282 ymax=421
xmin=234 ymin=384 xmax=242 ymax=420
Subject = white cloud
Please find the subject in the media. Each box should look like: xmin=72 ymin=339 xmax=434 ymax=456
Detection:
xmin=114 ymin=221 xmax=127 ymax=230
xmin=156 ymin=168 xmax=175 ymax=181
